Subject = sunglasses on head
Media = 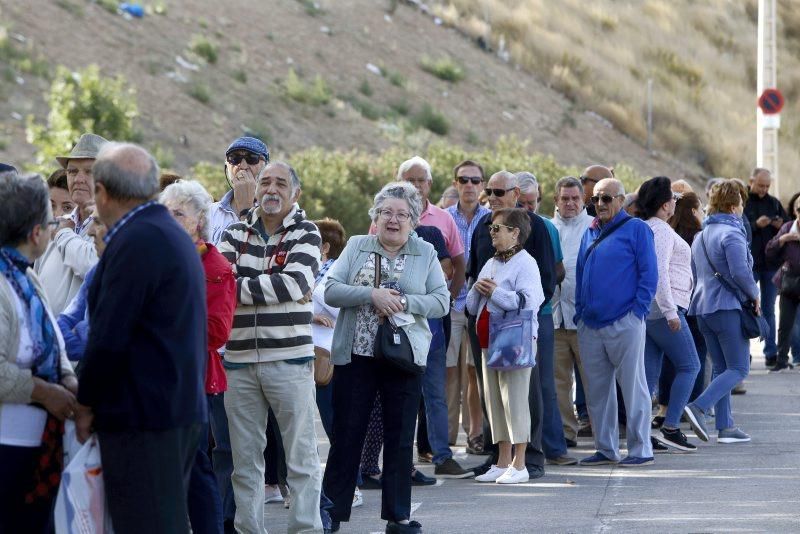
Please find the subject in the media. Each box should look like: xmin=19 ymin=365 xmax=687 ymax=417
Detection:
xmin=457 ymin=176 xmax=482 ymax=185
xmin=489 ymin=223 xmax=514 ymax=233
xmin=484 ymin=187 xmax=515 ymax=197
xmin=580 ymin=175 xmax=599 ymax=185
xmin=226 ymin=152 xmax=262 ymax=166
xmin=590 ymin=194 xmax=620 ymax=205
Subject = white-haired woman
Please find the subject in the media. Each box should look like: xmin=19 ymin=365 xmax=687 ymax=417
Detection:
xmin=161 ymin=180 xmax=236 ymax=534
xmin=322 ymin=182 xmax=449 ymax=534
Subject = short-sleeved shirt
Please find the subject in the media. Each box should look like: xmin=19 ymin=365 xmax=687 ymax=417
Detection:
xmin=541 ymin=217 xmax=563 ymax=315
xmin=420 ymin=202 xmax=464 ymax=259
xmin=446 ymin=203 xmax=491 ymax=311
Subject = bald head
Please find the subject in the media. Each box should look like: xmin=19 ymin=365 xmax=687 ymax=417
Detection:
xmin=581 ymin=165 xmax=613 ymax=200
xmin=94 ymin=142 xmax=159 ymax=201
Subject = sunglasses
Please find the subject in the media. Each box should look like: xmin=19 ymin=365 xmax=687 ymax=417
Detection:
xmin=457 ymin=176 xmax=482 ymax=185
xmin=580 ymin=175 xmax=599 ymax=185
xmin=489 ymin=223 xmax=515 ymax=233
xmin=226 ymin=153 xmax=263 ymax=166
xmin=484 ymin=187 xmax=516 ymax=197
xmin=590 ymin=194 xmax=621 ymax=205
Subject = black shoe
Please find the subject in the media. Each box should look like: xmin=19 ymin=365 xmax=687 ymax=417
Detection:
xmin=359 ymin=475 xmax=382 ymax=490
xmin=565 ymin=438 xmax=578 ymax=448
xmin=386 ymin=520 xmax=422 ymax=534
xmin=651 ymin=415 xmax=665 ymax=429
xmin=770 ymin=362 xmax=794 ymax=373
xmin=224 ymin=519 xmax=236 ymax=534
xmin=765 ymin=357 xmax=777 ymax=368
xmin=656 ymin=427 xmax=697 ymax=452
xmin=526 ymin=464 xmax=545 ymax=479
xmin=328 ymin=520 xmax=341 ymax=533
xmin=650 ymin=436 xmax=669 ymax=453
xmin=434 ymin=458 xmax=474 ymax=479
xmin=577 ymin=424 xmax=593 ymax=438
xmin=471 ymin=456 xmax=495 ymax=476
xmin=731 ymin=382 xmax=747 ymax=395
xmin=410 ymin=469 xmax=436 ymax=486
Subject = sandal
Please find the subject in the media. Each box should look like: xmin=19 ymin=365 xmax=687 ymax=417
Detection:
xmin=466 ymin=434 xmax=488 ymax=455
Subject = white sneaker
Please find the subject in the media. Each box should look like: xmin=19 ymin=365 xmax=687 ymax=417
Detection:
xmin=264 ymin=484 xmax=283 ymax=504
xmin=352 ymin=487 xmax=363 ymax=508
xmin=495 ymin=466 xmax=529 ymax=484
xmin=475 ymin=464 xmax=507 ymax=482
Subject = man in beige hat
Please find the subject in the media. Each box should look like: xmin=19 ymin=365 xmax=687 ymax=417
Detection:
xmin=35 ymin=133 xmax=108 ymax=316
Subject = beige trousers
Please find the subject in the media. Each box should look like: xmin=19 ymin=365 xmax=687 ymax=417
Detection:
xmin=553 ymin=328 xmax=587 ymax=442
xmin=481 ymin=349 xmax=531 ymax=444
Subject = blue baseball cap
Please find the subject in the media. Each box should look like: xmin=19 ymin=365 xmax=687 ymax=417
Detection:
xmin=0 ymin=163 xmax=17 ymax=173
xmin=225 ymin=137 xmax=269 ymax=162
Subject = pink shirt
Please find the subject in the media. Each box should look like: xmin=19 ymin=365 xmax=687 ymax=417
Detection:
xmin=646 ymin=217 xmax=692 ymax=320
xmin=369 ymin=201 xmax=465 ymax=258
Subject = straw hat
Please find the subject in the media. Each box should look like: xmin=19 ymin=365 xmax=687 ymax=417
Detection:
xmin=56 ymin=133 xmax=108 ymax=168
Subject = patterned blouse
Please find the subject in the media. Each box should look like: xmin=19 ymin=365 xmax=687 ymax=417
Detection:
xmin=352 ymin=253 xmax=407 ymax=357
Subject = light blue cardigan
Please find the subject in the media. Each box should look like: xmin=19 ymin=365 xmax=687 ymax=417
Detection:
xmin=324 ymin=234 xmax=450 ymax=366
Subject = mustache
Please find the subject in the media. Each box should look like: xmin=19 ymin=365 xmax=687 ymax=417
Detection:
xmin=261 ymin=194 xmax=281 ymax=203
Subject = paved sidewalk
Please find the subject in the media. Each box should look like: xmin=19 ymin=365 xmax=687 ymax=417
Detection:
xmin=264 ymin=356 xmax=800 ymax=533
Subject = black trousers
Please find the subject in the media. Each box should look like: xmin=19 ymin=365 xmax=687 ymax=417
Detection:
xmin=98 ymin=424 xmax=201 ymax=534
xmin=777 ymin=293 xmax=800 ymax=366
xmin=323 ymin=355 xmax=422 ymax=523
xmin=0 ymin=445 xmax=55 ymax=534
xmin=467 ymin=313 xmax=545 ymax=469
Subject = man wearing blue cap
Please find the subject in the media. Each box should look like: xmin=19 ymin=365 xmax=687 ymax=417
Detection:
xmin=209 ymin=136 xmax=270 ymax=245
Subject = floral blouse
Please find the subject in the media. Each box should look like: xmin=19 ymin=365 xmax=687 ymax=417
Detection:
xmin=352 ymin=253 xmax=406 ymax=357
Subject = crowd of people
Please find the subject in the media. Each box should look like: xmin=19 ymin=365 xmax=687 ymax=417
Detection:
xmin=0 ymin=131 xmax=791 ymax=534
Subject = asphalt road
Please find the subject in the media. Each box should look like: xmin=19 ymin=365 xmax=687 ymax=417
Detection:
xmin=264 ymin=347 xmax=800 ymax=533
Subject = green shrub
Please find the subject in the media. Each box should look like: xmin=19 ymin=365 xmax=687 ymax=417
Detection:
xmin=232 ymin=69 xmax=247 ymax=84
xmin=413 ymin=104 xmax=450 ymax=135
xmin=187 ymin=81 xmax=211 ymax=103
xmin=96 ymin=0 xmax=119 ymax=14
xmin=358 ymin=79 xmax=373 ymax=97
xmin=191 ymin=35 xmax=218 ymax=64
xmin=420 ymin=55 xmax=465 ymax=82
xmin=190 ymin=161 xmax=227 ymax=201
xmin=388 ymin=100 xmax=410 ymax=117
xmin=350 ymin=97 xmax=383 ymax=121
xmin=26 ymin=65 xmax=137 ymax=173
xmin=284 ymin=68 xmax=332 ymax=105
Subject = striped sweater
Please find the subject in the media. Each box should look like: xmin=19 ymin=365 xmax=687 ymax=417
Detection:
xmin=218 ymin=204 xmax=321 ymax=363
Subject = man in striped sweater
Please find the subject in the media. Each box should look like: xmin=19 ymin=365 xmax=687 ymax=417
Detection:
xmin=218 ymin=161 xmax=323 ymax=534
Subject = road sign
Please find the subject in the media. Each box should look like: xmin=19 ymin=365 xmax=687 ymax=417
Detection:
xmin=758 ymin=88 xmax=784 ymax=115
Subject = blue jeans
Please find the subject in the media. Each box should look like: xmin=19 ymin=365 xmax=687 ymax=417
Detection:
xmin=208 ymin=393 xmax=235 ymax=524
xmin=658 ymin=314 xmax=707 ymax=404
xmin=538 ymin=313 xmax=567 ymax=458
xmin=421 ymin=343 xmax=452 ymax=464
xmin=791 ymin=312 xmax=800 ymax=363
xmin=316 ymin=383 xmax=334 ymax=441
xmin=188 ymin=403 xmax=224 ymax=534
xmin=644 ymin=313 xmax=701 ymax=428
xmin=753 ymin=269 xmax=778 ymax=358
xmin=694 ymin=310 xmax=750 ymax=430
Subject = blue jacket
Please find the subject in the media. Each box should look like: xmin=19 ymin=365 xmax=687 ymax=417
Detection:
xmin=77 ymin=204 xmax=208 ymax=431
xmin=575 ymin=211 xmax=658 ymax=328
xmin=57 ymin=265 xmax=96 ymax=361
xmin=688 ymin=214 xmax=759 ymax=316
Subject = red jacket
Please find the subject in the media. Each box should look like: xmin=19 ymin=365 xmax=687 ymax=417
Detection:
xmin=202 ymin=243 xmax=236 ymax=394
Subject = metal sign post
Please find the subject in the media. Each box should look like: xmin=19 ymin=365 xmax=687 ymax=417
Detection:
xmin=757 ymin=0 xmax=780 ymax=196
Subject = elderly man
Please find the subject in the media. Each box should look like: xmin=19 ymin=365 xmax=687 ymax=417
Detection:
xmin=218 ymin=161 xmax=323 ymax=534
xmin=75 ymin=143 xmax=208 ymax=533
xmin=35 ymin=133 xmax=107 ymax=314
xmin=468 ymin=170 xmax=557 ymax=478
xmin=209 ymin=136 xmax=270 ymax=244
xmin=575 ymin=178 xmax=657 ymax=467
xmin=744 ymin=167 xmax=786 ymax=367
xmin=551 ymin=176 xmax=594 ymax=446
xmin=579 ymin=165 xmax=612 ymax=218
xmin=515 ymin=171 xmax=574 ymax=465
xmin=444 ymin=160 xmax=491 ymax=454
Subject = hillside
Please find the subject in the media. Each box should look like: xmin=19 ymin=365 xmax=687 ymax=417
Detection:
xmin=432 ymin=0 xmax=800 ymax=196
xmin=0 ymin=0 xmax=697 ymax=188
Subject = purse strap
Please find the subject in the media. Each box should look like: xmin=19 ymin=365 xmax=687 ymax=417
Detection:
xmin=699 ymin=231 xmax=751 ymax=306
xmin=373 ymin=253 xmax=381 ymax=289
xmin=586 ymin=216 xmax=632 ymax=257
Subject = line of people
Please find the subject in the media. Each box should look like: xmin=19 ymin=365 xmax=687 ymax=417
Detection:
xmin=0 ymin=131 xmax=782 ymax=534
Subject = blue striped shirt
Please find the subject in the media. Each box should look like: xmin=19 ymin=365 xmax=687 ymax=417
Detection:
xmin=446 ymin=202 xmax=491 ymax=311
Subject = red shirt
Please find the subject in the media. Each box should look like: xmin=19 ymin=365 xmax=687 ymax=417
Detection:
xmin=201 ymin=243 xmax=236 ymax=394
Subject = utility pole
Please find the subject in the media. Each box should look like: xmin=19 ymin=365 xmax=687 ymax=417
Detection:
xmin=646 ymin=79 xmax=653 ymax=153
xmin=757 ymin=0 xmax=780 ymax=196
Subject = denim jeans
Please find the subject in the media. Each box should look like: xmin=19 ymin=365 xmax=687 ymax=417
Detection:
xmin=694 ymin=310 xmax=750 ymax=430
xmin=792 ymin=312 xmax=800 ymax=363
xmin=644 ymin=313 xmax=701 ymax=428
xmin=538 ymin=313 xmax=567 ymax=458
xmin=208 ymin=393 xmax=235 ymax=524
xmin=188 ymin=406 xmax=224 ymax=534
xmin=658 ymin=314 xmax=707 ymax=405
xmin=316 ymin=383 xmax=334 ymax=441
xmin=753 ymin=269 xmax=778 ymax=358
xmin=421 ymin=343 xmax=453 ymax=464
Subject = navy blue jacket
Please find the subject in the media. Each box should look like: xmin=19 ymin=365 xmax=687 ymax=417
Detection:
xmin=77 ymin=204 xmax=208 ymax=431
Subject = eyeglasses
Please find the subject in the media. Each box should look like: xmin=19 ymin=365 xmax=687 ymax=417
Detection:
xmin=590 ymin=194 xmax=622 ymax=205
xmin=484 ymin=187 xmax=516 ymax=197
xmin=378 ymin=209 xmax=411 ymax=223
xmin=489 ymin=223 xmax=515 ymax=233
xmin=580 ymin=175 xmax=599 ymax=185
xmin=226 ymin=152 xmax=262 ymax=166
xmin=457 ymin=176 xmax=482 ymax=185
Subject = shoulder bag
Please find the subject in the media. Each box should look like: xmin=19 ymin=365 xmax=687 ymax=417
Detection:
xmin=313 ymin=346 xmax=334 ymax=386
xmin=699 ymin=232 xmax=767 ymax=340
xmin=487 ymin=293 xmax=536 ymax=371
xmin=372 ymin=253 xmax=425 ymax=375
xmin=585 ymin=216 xmax=631 ymax=257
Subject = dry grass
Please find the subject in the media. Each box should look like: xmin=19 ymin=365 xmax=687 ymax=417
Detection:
xmin=432 ymin=0 xmax=800 ymax=185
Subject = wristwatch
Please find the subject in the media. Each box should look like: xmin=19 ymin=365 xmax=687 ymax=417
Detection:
xmin=400 ymin=296 xmax=407 ymax=310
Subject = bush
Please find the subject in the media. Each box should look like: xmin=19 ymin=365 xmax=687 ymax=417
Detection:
xmin=413 ymin=104 xmax=450 ymax=136
xmin=190 ymin=161 xmax=227 ymax=201
xmin=191 ymin=35 xmax=218 ymax=64
xmin=420 ymin=55 xmax=465 ymax=82
xmin=284 ymin=68 xmax=332 ymax=106
xmin=187 ymin=81 xmax=211 ymax=104
xmin=26 ymin=64 xmax=137 ymax=173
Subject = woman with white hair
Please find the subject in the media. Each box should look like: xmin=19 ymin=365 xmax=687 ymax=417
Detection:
xmin=161 ymin=179 xmax=236 ymax=534
xmin=322 ymin=181 xmax=449 ymax=534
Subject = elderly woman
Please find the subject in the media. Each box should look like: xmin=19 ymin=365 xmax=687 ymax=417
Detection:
xmin=161 ymin=180 xmax=236 ymax=534
xmin=685 ymin=180 xmax=760 ymax=445
xmin=467 ymin=208 xmax=544 ymax=484
xmin=0 ymin=172 xmax=78 ymax=533
xmin=322 ymin=181 xmax=449 ymax=534
xmin=637 ymin=177 xmax=700 ymax=452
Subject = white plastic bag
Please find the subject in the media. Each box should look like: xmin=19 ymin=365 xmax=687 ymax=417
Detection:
xmin=54 ymin=434 xmax=114 ymax=534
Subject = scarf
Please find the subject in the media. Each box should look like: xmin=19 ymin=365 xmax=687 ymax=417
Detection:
xmin=703 ymin=213 xmax=746 ymax=237
xmin=494 ymin=244 xmax=523 ymax=263
xmin=0 ymin=246 xmax=59 ymax=383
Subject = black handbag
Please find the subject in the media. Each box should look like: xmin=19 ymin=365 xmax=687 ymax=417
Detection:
xmin=700 ymin=232 xmax=768 ymax=340
xmin=779 ymin=264 xmax=800 ymax=299
xmin=372 ymin=254 xmax=425 ymax=375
